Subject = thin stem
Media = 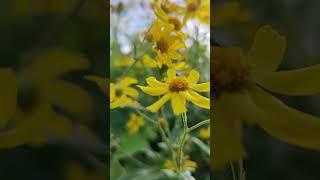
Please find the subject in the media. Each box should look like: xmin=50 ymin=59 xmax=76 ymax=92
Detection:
xmin=188 ymin=119 xmax=210 ymax=132
xmin=177 ymin=112 xmax=188 ymax=173
xmin=133 ymin=108 xmax=157 ymax=125
xmin=239 ymin=160 xmax=246 ymax=180
xmin=230 ymin=163 xmax=237 ymax=180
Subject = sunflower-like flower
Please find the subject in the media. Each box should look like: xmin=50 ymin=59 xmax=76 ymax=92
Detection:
xmin=126 ymin=113 xmax=145 ymax=134
xmin=212 ymin=26 xmax=320 ymax=169
xmin=138 ymin=69 xmax=210 ymax=115
xmin=183 ymin=0 xmax=210 ymax=25
xmin=110 ymin=77 xmax=139 ymax=109
xmin=143 ymin=54 xmax=190 ymax=72
xmin=146 ymin=19 xmax=187 ymax=68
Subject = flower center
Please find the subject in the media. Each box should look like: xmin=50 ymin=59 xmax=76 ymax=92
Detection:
xmin=168 ymin=17 xmax=182 ymax=31
xmin=17 ymin=79 xmax=41 ymax=113
xmin=187 ymin=0 xmax=200 ymax=12
xmin=169 ymin=77 xmax=189 ymax=92
xmin=156 ymin=38 xmax=169 ymax=53
xmin=212 ymin=48 xmax=252 ymax=95
xmin=115 ymin=88 xmax=123 ymax=97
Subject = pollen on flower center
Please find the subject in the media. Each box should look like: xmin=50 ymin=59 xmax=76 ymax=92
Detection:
xmin=169 ymin=77 xmax=189 ymax=92
xmin=156 ymin=38 xmax=169 ymax=53
xmin=212 ymin=48 xmax=252 ymax=94
xmin=168 ymin=17 xmax=182 ymax=30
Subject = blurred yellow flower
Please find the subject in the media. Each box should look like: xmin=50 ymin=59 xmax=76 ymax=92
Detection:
xmin=126 ymin=113 xmax=145 ymax=134
xmin=213 ymin=1 xmax=251 ymax=26
xmin=212 ymin=26 xmax=320 ymax=169
xmin=199 ymin=127 xmax=210 ymax=139
xmin=183 ymin=0 xmax=210 ymax=24
xmin=138 ymin=69 xmax=210 ymax=115
xmin=110 ymin=77 xmax=139 ymax=109
xmin=0 ymin=48 xmax=91 ymax=148
xmin=146 ymin=19 xmax=186 ymax=68
xmin=164 ymin=156 xmax=197 ymax=172
xmin=152 ymin=2 xmax=188 ymax=39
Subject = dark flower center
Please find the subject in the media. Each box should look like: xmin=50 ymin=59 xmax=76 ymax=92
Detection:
xmin=156 ymin=38 xmax=169 ymax=53
xmin=169 ymin=77 xmax=188 ymax=92
xmin=212 ymin=48 xmax=252 ymax=95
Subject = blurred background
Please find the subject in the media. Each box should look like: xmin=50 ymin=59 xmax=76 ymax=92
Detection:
xmin=0 ymin=0 xmax=107 ymax=179
xmin=213 ymin=0 xmax=320 ymax=179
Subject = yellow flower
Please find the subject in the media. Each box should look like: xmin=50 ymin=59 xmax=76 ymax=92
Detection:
xmin=110 ymin=77 xmax=139 ymax=109
xmin=138 ymin=69 xmax=210 ymax=115
xmin=163 ymin=157 xmax=197 ymax=172
xmin=199 ymin=127 xmax=210 ymax=139
xmin=143 ymin=55 xmax=189 ymax=71
xmin=0 ymin=48 xmax=91 ymax=148
xmin=183 ymin=0 xmax=210 ymax=25
xmin=146 ymin=19 xmax=187 ymax=68
xmin=213 ymin=1 xmax=251 ymax=26
xmin=152 ymin=2 xmax=188 ymax=39
xmin=212 ymin=26 xmax=320 ymax=169
xmin=126 ymin=113 xmax=145 ymax=134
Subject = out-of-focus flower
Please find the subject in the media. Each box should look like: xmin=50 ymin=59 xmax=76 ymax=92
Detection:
xmin=65 ymin=162 xmax=107 ymax=180
xmin=213 ymin=1 xmax=251 ymax=27
xmin=126 ymin=113 xmax=145 ymax=134
xmin=138 ymin=69 xmax=210 ymax=115
xmin=183 ymin=0 xmax=210 ymax=25
xmin=146 ymin=19 xmax=186 ymax=68
xmin=163 ymin=156 xmax=197 ymax=172
xmin=212 ymin=26 xmax=320 ymax=169
xmin=110 ymin=77 xmax=139 ymax=109
xmin=0 ymin=48 xmax=91 ymax=148
xmin=199 ymin=127 xmax=210 ymax=139
xmin=152 ymin=2 xmax=188 ymax=39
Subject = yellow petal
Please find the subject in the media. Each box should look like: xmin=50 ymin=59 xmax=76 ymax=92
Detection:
xmin=146 ymin=77 xmax=168 ymax=88
xmin=171 ymin=92 xmax=187 ymax=115
xmin=20 ymin=48 xmax=88 ymax=81
xmin=137 ymin=85 xmax=168 ymax=96
xmin=169 ymin=41 xmax=186 ymax=51
xmin=111 ymin=95 xmax=132 ymax=109
xmin=248 ymin=86 xmax=320 ymax=150
xmin=123 ymin=87 xmax=139 ymax=99
xmin=147 ymin=93 xmax=172 ymax=112
xmin=211 ymin=98 xmax=246 ymax=169
xmin=187 ymin=70 xmax=200 ymax=84
xmin=255 ymin=64 xmax=320 ymax=95
xmin=84 ymin=75 xmax=108 ymax=96
xmin=167 ymin=69 xmax=176 ymax=80
xmin=44 ymin=80 xmax=92 ymax=123
xmin=0 ymin=68 xmax=16 ymax=127
xmin=118 ymin=77 xmax=137 ymax=88
xmin=143 ymin=55 xmax=157 ymax=68
xmin=190 ymin=82 xmax=210 ymax=92
xmin=110 ymin=83 xmax=116 ymax=101
xmin=247 ymin=25 xmax=286 ymax=71
xmin=185 ymin=90 xmax=210 ymax=109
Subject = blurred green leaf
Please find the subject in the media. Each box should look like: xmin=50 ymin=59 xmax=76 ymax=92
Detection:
xmin=111 ymin=158 xmax=125 ymax=180
xmin=115 ymin=134 xmax=149 ymax=158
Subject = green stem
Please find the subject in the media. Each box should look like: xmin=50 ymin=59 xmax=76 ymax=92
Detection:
xmin=133 ymin=108 xmax=157 ymax=125
xmin=188 ymin=119 xmax=210 ymax=132
xmin=230 ymin=163 xmax=236 ymax=180
xmin=178 ymin=112 xmax=188 ymax=173
xmin=239 ymin=160 xmax=246 ymax=180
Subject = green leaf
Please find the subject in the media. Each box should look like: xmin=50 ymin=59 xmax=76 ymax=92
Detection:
xmin=119 ymin=168 xmax=170 ymax=180
xmin=110 ymin=158 xmax=125 ymax=180
xmin=115 ymin=134 xmax=149 ymax=158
